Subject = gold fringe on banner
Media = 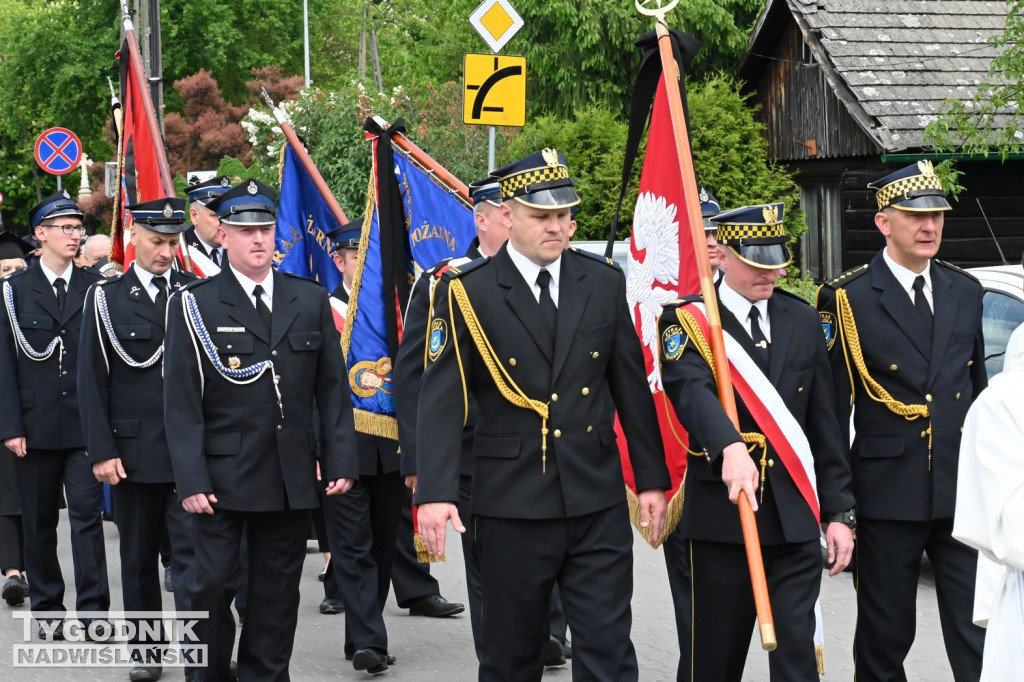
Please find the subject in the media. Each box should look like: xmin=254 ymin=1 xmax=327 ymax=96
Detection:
xmin=625 ymin=476 xmax=685 ymax=549
xmin=353 ymin=409 xmax=398 ymax=440
xmin=816 ymin=644 xmax=825 ymax=676
xmin=413 ymin=533 xmax=447 ymax=563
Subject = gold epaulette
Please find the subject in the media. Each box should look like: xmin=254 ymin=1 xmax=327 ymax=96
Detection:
xmin=827 ymin=263 xmax=869 ymax=287
xmin=935 ymin=259 xmax=980 ymax=284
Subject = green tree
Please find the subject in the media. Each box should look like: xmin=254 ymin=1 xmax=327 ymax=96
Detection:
xmin=923 ymin=1 xmax=1024 ymax=195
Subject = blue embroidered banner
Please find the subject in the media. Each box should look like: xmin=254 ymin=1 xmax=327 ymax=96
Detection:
xmin=273 ymin=145 xmax=342 ymax=293
xmin=342 ymin=120 xmax=475 ymax=437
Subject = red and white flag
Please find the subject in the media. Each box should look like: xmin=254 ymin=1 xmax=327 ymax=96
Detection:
xmin=617 ymin=76 xmax=697 ymax=518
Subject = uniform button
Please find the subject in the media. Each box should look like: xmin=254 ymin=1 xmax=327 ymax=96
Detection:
xmin=60 ymin=330 xmax=66 ymax=336
xmin=61 ymin=391 xmax=68 ymax=397
xmin=581 ymin=387 xmax=590 ymax=396
xmin=275 ymin=375 xmax=282 ymax=381
xmin=226 ymin=344 xmax=233 ymax=350
xmin=925 ymin=394 xmax=933 ymax=402
xmin=509 ymin=357 xmax=517 ymax=366
xmin=112 ymin=429 xmax=117 ymax=434
xmin=306 ymin=341 xmax=311 ymax=347
xmin=967 ymin=360 xmax=974 ymax=366
xmin=272 ymin=350 xmax=279 ymax=357
xmin=955 ymin=392 xmax=961 ymax=400
xmin=586 ymin=426 xmax=593 ymax=433
xmin=551 ymin=393 xmax=558 ymax=402
xmin=277 ymin=425 xmax=283 ymax=431
xmin=768 ymin=459 xmax=775 ymax=468
xmin=61 ymin=371 xmax=67 ymax=377
xmin=553 ymin=429 xmax=562 ymax=438
xmin=890 ymin=364 xmax=898 ymax=371
xmin=130 ymin=332 xmax=136 ymax=337
xmin=920 ymin=430 xmax=928 ymax=438
xmin=797 ymin=386 xmax=804 ymax=393
xmin=591 ymin=351 xmax=599 ymax=359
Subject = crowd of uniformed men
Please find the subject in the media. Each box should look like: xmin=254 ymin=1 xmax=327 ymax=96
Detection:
xmin=0 ymin=150 xmax=991 ymax=682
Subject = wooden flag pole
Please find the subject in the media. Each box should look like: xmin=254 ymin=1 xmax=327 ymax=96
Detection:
xmin=263 ymin=89 xmax=351 ymax=227
xmin=643 ymin=1 xmax=777 ymax=651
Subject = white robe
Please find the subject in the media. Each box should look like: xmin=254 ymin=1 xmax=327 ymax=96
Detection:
xmin=953 ymin=323 xmax=1024 ymax=681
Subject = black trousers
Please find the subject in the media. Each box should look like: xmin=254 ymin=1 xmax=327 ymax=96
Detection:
xmin=476 ymin=502 xmax=637 ymax=682
xmin=190 ymin=508 xmax=308 ymax=682
xmin=0 ymin=514 xmax=24 ymax=573
xmin=112 ymin=480 xmax=194 ymax=659
xmin=14 ymin=447 xmax=109 ymax=613
xmin=854 ymin=518 xmax=984 ymax=682
xmin=662 ymin=526 xmax=691 ymax=681
xmin=391 ymin=485 xmax=440 ymax=607
xmin=458 ymin=474 xmax=568 ymax=663
xmin=323 ymin=468 xmax=403 ymax=656
xmin=687 ymin=538 xmax=821 ymax=682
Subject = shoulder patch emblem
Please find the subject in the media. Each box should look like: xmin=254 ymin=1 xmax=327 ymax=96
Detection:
xmin=661 ymin=324 xmax=687 ymax=360
xmin=819 ymin=310 xmax=837 ymax=351
xmin=428 ymin=318 xmax=447 ymax=362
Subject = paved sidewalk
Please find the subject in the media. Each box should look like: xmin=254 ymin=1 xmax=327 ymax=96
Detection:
xmin=0 ymin=513 xmax=957 ymax=680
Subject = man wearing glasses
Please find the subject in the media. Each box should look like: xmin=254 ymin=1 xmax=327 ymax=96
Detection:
xmin=0 ymin=190 xmax=109 ymax=640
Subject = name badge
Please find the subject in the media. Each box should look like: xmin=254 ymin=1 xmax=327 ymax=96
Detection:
xmin=216 ymin=326 xmax=246 ymax=333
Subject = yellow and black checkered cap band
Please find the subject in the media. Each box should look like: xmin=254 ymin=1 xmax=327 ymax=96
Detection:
xmin=716 ymin=222 xmax=787 ymax=246
xmin=873 ymin=173 xmax=945 ymax=210
xmin=498 ymin=165 xmax=572 ymax=200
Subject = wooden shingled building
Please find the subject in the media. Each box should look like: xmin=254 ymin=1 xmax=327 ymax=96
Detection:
xmin=738 ymin=0 xmax=1023 ymax=280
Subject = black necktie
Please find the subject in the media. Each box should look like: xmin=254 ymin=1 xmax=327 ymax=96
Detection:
xmin=53 ymin=278 xmax=67 ymax=312
xmin=210 ymin=249 xmax=219 ymax=268
xmin=253 ymin=284 xmax=272 ymax=333
xmin=153 ymin=276 xmax=168 ymax=315
xmin=913 ymin=275 xmax=933 ymax=337
xmin=536 ymin=269 xmax=557 ymax=347
xmin=749 ymin=305 xmax=770 ymax=373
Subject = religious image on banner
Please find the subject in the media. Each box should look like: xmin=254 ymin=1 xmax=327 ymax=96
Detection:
xmin=273 ymin=145 xmax=343 ymax=293
xmin=342 ymin=120 xmax=475 ymax=438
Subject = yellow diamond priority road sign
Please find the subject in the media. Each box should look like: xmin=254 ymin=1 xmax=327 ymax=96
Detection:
xmin=469 ymin=0 xmax=524 ymax=53
xmin=464 ymin=53 xmax=526 ymax=127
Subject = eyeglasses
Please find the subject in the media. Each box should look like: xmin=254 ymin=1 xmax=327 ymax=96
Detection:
xmin=43 ymin=224 xmax=87 ymax=236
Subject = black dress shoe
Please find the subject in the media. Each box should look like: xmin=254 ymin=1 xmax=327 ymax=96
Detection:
xmin=352 ymin=648 xmax=389 ymax=675
xmin=38 ymin=619 xmax=64 ymax=641
xmin=318 ymin=598 xmax=345 ymax=615
xmin=128 ymin=664 xmax=163 ymax=681
xmin=407 ymin=593 xmax=465 ymax=618
xmin=82 ymin=618 xmax=113 ymax=642
xmin=544 ymin=636 xmax=567 ymax=667
xmin=2 ymin=575 xmax=28 ymax=606
xmin=345 ymin=651 xmax=396 ymax=665
xmin=163 ymin=568 xmax=173 ymax=593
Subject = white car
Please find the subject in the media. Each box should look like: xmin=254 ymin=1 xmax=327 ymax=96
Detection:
xmin=969 ymin=264 xmax=1024 ymax=379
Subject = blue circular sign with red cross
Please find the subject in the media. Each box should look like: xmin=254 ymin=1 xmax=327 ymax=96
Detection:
xmin=34 ymin=127 xmax=82 ymax=176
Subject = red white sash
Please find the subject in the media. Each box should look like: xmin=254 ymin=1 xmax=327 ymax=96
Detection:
xmin=330 ymin=297 xmax=348 ymax=335
xmin=686 ymin=303 xmax=820 ymax=522
xmin=186 ymin=244 xmax=220 ymax=279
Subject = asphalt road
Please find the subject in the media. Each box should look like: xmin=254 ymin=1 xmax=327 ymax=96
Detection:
xmin=0 ymin=512 xmax=958 ymax=681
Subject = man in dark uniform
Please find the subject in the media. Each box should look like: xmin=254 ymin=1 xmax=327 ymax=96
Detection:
xmin=183 ymin=175 xmax=232 ymax=277
xmin=699 ymin=187 xmax=724 ymax=284
xmin=659 ymin=203 xmax=855 ymax=681
xmin=416 ymin=149 xmax=670 ymax=681
xmin=816 ymin=161 xmax=987 ymax=681
xmin=395 ymin=177 xmax=569 ymax=664
xmin=319 ymin=217 xmax=405 ymax=676
xmin=164 ymin=179 xmax=358 ymax=681
xmin=0 ymin=190 xmax=109 ymax=639
xmin=79 ymin=198 xmax=198 ymax=682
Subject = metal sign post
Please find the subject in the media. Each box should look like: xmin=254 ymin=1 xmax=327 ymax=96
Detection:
xmin=467 ymin=0 xmax=526 ymax=171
